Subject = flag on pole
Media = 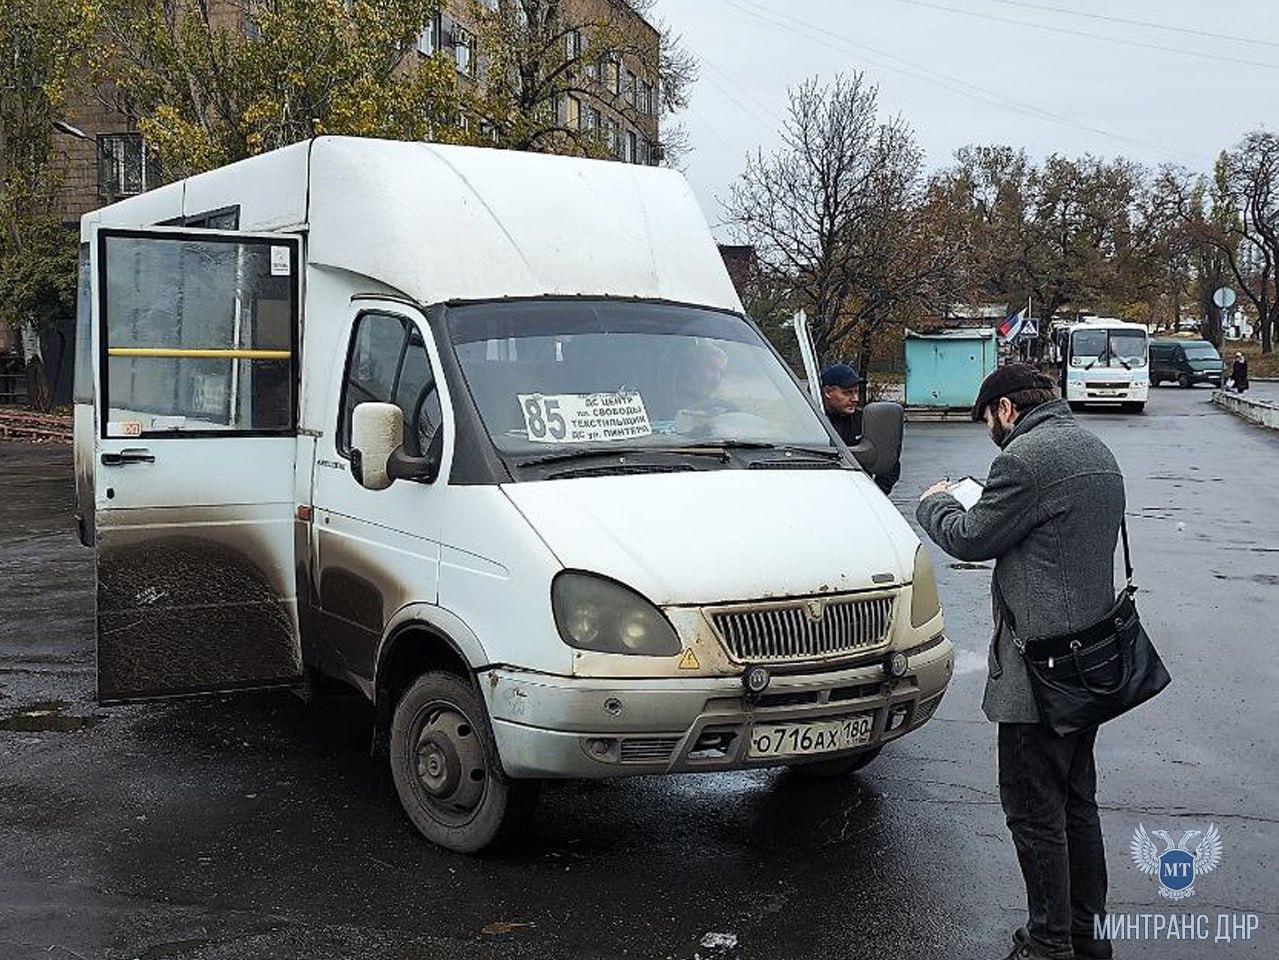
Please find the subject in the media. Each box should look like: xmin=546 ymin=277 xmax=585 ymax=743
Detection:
xmin=999 ymin=309 xmax=1025 ymax=342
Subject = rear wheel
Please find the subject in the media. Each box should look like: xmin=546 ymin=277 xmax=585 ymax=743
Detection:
xmin=1150 ymin=375 xmax=1161 ymax=387
xmin=389 ymin=672 xmax=539 ymax=853
xmin=788 ymin=746 xmax=882 ymax=777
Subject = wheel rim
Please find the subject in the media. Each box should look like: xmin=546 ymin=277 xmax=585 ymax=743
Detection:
xmin=410 ymin=701 xmax=489 ymax=827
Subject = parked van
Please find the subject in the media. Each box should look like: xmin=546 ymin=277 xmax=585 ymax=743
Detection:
xmin=1150 ymin=339 xmax=1223 ymax=388
xmin=73 ymin=138 xmax=954 ymax=852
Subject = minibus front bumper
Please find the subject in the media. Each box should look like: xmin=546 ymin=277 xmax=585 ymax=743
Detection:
xmin=481 ymin=638 xmax=954 ymax=778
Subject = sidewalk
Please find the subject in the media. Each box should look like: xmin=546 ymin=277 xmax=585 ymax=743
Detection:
xmin=1212 ymin=389 xmax=1279 ymax=430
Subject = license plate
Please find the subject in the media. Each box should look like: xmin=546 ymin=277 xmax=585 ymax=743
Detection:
xmin=748 ymin=714 xmax=874 ymax=759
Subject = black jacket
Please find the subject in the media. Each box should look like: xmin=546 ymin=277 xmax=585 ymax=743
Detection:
xmin=1232 ymin=358 xmax=1249 ymax=389
xmin=826 ymin=409 xmax=900 ymax=494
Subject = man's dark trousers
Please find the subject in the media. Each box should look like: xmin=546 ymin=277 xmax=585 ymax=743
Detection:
xmin=998 ymin=723 xmax=1108 ymax=957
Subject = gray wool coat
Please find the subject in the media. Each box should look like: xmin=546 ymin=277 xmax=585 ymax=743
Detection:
xmin=916 ymin=400 xmax=1127 ymax=723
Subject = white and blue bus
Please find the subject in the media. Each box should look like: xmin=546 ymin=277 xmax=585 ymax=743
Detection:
xmin=1057 ymin=318 xmax=1150 ymax=413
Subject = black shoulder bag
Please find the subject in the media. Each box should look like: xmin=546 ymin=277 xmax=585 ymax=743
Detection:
xmin=1012 ymin=520 xmax=1171 ymax=736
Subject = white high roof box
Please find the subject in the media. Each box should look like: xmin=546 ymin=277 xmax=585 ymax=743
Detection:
xmin=86 ymin=136 xmax=742 ymax=312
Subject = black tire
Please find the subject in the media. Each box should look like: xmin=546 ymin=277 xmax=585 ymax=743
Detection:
xmin=788 ymin=746 xmax=882 ymax=777
xmin=1178 ymin=373 xmax=1192 ymax=388
xmin=389 ymin=672 xmax=539 ymax=853
xmin=1068 ymin=401 xmax=1085 ymax=412
xmin=1150 ymin=376 xmax=1160 ymax=387
xmin=1122 ymin=402 xmax=1145 ymax=413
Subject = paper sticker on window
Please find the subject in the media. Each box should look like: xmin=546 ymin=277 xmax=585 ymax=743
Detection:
xmin=270 ymin=245 xmax=291 ymax=276
xmin=106 ymin=421 xmax=143 ymax=438
xmin=517 ymin=392 xmax=652 ymax=444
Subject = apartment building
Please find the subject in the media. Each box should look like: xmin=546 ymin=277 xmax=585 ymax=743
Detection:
xmin=49 ymin=0 xmax=663 ymax=226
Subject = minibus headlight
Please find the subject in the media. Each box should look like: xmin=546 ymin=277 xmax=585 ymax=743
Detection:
xmin=552 ymin=573 xmax=682 ymax=657
xmin=910 ymin=545 xmax=942 ymax=628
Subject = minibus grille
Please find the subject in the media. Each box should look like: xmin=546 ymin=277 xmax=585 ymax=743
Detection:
xmin=708 ymin=594 xmax=894 ymax=663
xmin=619 ymin=737 xmax=680 ymax=763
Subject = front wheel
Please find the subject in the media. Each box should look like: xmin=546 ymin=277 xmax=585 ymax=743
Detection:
xmin=788 ymin=746 xmax=882 ymax=777
xmin=1122 ymin=402 xmax=1145 ymax=413
xmin=390 ymin=672 xmax=539 ymax=853
xmin=1068 ymin=401 xmax=1085 ymax=412
xmin=1178 ymin=373 xmax=1192 ymax=388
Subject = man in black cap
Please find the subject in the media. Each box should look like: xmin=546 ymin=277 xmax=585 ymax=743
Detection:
xmin=915 ymin=364 xmax=1126 ymax=960
xmin=820 ymin=363 xmax=899 ymax=494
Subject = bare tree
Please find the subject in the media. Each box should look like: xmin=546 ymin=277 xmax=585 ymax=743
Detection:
xmin=1159 ymin=135 xmax=1279 ymax=353
xmin=724 ymin=73 xmax=966 ymax=387
xmin=467 ymin=0 xmax=695 ymax=162
xmin=1219 ymin=132 xmax=1279 ymax=353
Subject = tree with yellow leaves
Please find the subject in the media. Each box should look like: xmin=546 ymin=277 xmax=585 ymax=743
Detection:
xmin=93 ymin=0 xmax=466 ymax=179
xmin=1 ymin=0 xmax=94 ymax=348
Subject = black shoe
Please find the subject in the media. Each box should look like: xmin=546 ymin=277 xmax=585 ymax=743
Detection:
xmin=996 ymin=928 xmax=1072 ymax=960
xmin=1072 ymin=935 xmax=1113 ymax=959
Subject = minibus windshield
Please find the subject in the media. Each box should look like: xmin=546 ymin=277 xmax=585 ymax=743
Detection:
xmin=446 ymin=300 xmax=833 ymax=457
xmin=1069 ymin=328 xmax=1148 ymax=368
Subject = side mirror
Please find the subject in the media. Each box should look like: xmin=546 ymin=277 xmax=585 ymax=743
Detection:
xmin=848 ymin=401 xmax=903 ymax=477
xmin=351 ymin=402 xmax=441 ymax=489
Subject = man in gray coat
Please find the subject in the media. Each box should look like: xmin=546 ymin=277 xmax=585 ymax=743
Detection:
xmin=917 ymin=364 xmax=1125 ymax=960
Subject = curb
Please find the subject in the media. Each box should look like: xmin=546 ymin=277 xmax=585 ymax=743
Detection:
xmin=903 ymin=408 xmax=974 ymax=423
xmin=1212 ymin=390 xmax=1279 ymax=431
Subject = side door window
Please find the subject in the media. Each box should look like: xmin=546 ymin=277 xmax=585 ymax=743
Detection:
xmin=100 ymin=232 xmax=295 ymax=436
xmin=338 ymin=312 xmax=442 ymax=462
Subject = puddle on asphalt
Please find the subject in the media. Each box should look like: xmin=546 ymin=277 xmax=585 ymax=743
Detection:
xmin=1212 ymin=572 xmax=1279 ymax=586
xmin=0 ymin=700 xmax=99 ymax=733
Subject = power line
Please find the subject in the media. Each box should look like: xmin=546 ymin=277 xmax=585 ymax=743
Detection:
xmin=699 ymin=56 xmax=789 ymax=128
xmin=895 ymin=0 xmax=1279 ymax=72
xmin=695 ymin=62 xmax=785 ymax=134
xmin=974 ymin=0 xmax=1279 ymax=50
xmin=719 ymin=0 xmax=1206 ymax=166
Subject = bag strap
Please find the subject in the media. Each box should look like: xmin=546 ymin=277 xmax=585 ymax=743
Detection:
xmin=1120 ymin=517 xmax=1134 ymax=592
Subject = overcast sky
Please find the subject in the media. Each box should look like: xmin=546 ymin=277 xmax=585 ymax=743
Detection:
xmin=649 ymin=0 xmax=1279 ymax=238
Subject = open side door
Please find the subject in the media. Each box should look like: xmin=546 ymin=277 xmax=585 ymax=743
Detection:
xmin=91 ymin=226 xmax=303 ymax=701
xmin=792 ymin=308 xmax=822 ymax=407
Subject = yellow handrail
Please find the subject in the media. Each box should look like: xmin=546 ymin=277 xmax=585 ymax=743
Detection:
xmin=108 ymin=347 xmax=291 ymax=360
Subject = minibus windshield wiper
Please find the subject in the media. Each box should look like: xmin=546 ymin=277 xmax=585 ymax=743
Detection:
xmin=693 ymin=440 xmax=844 ymax=459
xmin=512 ymin=441 xmax=841 ymax=468
xmin=514 ymin=445 xmax=744 ymax=467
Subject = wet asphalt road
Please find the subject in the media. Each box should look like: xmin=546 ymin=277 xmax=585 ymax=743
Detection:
xmin=1 ymin=386 xmax=1276 ymax=960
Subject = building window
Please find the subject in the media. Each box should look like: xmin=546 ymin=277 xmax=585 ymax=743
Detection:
xmin=98 ymin=133 xmax=161 ymax=198
xmin=565 ymin=96 xmax=581 ymax=130
xmin=625 ymin=70 xmax=637 ymax=109
xmin=599 ymin=57 xmax=621 ymax=95
xmin=565 ymin=29 xmax=583 ymax=62
xmin=625 ymin=130 xmax=637 ymax=163
xmin=417 ymin=14 xmax=441 ymax=55
xmin=604 ymin=118 xmax=621 ymax=157
xmin=583 ymin=106 xmax=599 ymax=134
xmin=453 ymin=27 xmax=476 ymax=76
xmin=640 ymin=80 xmax=655 ymax=117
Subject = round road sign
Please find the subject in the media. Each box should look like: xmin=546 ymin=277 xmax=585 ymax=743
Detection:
xmin=1213 ymin=287 xmax=1237 ymax=309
